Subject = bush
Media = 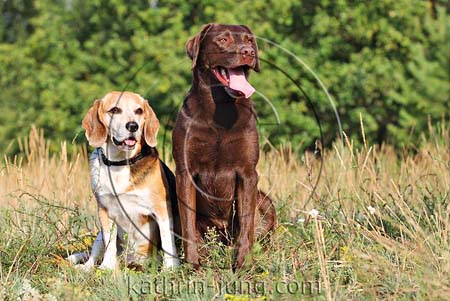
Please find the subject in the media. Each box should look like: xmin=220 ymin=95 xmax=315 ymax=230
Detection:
xmin=0 ymin=0 xmax=448 ymax=155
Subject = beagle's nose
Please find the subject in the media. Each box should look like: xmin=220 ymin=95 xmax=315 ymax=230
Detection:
xmin=240 ymin=46 xmax=255 ymax=56
xmin=126 ymin=121 xmax=139 ymax=132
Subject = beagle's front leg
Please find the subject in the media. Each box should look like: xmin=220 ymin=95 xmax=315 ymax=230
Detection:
xmin=76 ymin=231 xmax=105 ymax=272
xmin=154 ymin=206 xmax=179 ymax=268
xmin=98 ymin=206 xmax=118 ymax=270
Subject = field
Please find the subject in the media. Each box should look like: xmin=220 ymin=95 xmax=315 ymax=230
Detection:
xmin=0 ymin=122 xmax=449 ymax=300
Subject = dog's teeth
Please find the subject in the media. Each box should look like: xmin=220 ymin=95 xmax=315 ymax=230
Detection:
xmin=220 ymin=68 xmax=227 ymax=79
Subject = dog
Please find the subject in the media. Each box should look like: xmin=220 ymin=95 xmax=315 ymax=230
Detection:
xmin=68 ymin=91 xmax=179 ymax=270
xmin=172 ymin=24 xmax=277 ymax=269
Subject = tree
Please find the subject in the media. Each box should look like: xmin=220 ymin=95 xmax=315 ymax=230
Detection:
xmin=0 ymin=0 xmax=448 ymax=155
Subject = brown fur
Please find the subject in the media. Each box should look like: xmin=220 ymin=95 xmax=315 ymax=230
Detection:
xmin=82 ymin=92 xmax=160 ymax=148
xmin=172 ymin=24 xmax=276 ymax=270
xmin=82 ymin=99 xmax=107 ymax=148
xmin=80 ymin=92 xmax=179 ymax=269
xmin=143 ymin=101 xmax=160 ymax=147
xmin=138 ymin=214 xmax=149 ymax=226
xmin=98 ymin=205 xmax=110 ymax=237
xmin=137 ymin=242 xmax=154 ymax=256
xmin=128 ymin=146 xmax=159 ymax=189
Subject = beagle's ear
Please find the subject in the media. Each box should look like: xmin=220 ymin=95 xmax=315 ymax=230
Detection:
xmin=185 ymin=23 xmax=214 ymax=69
xmin=82 ymin=99 xmax=107 ymax=147
xmin=240 ymin=24 xmax=260 ymax=72
xmin=143 ymin=100 xmax=160 ymax=147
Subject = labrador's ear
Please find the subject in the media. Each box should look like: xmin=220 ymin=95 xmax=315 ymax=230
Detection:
xmin=240 ymin=24 xmax=260 ymax=72
xmin=82 ymin=99 xmax=107 ymax=147
xmin=185 ymin=23 xmax=215 ymax=69
xmin=143 ymin=100 xmax=160 ymax=147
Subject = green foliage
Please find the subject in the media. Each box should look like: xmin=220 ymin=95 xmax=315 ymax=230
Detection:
xmin=0 ymin=0 xmax=448 ymax=154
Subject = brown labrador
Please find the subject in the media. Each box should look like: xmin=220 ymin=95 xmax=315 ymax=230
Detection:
xmin=172 ymin=23 xmax=277 ymax=269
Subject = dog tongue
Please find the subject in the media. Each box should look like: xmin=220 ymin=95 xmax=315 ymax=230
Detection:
xmin=228 ymin=67 xmax=255 ymax=98
xmin=124 ymin=139 xmax=136 ymax=146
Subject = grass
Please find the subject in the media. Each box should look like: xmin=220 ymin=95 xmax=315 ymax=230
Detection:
xmin=0 ymin=122 xmax=449 ymax=300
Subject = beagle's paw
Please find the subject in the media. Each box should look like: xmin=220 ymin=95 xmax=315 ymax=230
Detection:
xmin=74 ymin=261 xmax=95 ymax=273
xmin=67 ymin=252 xmax=89 ymax=265
xmin=98 ymin=257 xmax=117 ymax=270
xmin=164 ymin=257 xmax=180 ymax=269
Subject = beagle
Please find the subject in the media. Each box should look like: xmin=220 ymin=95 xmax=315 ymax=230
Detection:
xmin=68 ymin=91 xmax=179 ymax=270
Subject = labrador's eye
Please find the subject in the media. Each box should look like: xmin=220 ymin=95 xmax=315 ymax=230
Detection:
xmin=218 ymin=37 xmax=227 ymax=43
xmin=247 ymin=38 xmax=253 ymax=43
xmin=108 ymin=107 xmax=121 ymax=114
xmin=135 ymin=108 xmax=143 ymax=115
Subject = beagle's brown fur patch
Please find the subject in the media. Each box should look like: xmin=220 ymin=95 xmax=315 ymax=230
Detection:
xmin=137 ymin=243 xmax=154 ymax=256
xmin=138 ymin=214 xmax=149 ymax=226
xmin=128 ymin=146 xmax=159 ymax=189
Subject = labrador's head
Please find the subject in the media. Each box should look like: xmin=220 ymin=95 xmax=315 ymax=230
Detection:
xmin=186 ymin=23 xmax=260 ymax=98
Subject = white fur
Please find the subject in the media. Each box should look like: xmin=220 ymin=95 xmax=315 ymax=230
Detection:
xmin=72 ymin=148 xmax=179 ymax=271
xmin=69 ymin=92 xmax=179 ymax=270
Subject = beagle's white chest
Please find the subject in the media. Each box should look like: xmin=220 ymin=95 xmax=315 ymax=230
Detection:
xmin=89 ymin=149 xmax=132 ymax=195
xmin=88 ymin=149 xmax=153 ymax=228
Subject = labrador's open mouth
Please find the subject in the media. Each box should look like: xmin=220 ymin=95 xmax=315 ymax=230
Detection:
xmin=113 ymin=136 xmax=137 ymax=149
xmin=213 ymin=65 xmax=255 ymax=98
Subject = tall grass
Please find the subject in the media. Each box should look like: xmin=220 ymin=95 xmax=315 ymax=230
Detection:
xmin=0 ymin=120 xmax=449 ymax=300
xmin=0 ymin=126 xmax=91 ymax=210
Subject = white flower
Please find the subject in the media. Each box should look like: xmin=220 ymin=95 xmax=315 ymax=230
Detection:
xmin=367 ymin=206 xmax=376 ymax=215
xmin=297 ymin=217 xmax=306 ymax=223
xmin=18 ymin=279 xmax=42 ymax=300
xmin=45 ymin=293 xmax=58 ymax=301
xmin=308 ymin=209 xmax=319 ymax=218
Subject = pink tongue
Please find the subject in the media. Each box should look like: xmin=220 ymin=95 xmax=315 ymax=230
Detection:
xmin=124 ymin=139 xmax=136 ymax=146
xmin=228 ymin=67 xmax=255 ymax=98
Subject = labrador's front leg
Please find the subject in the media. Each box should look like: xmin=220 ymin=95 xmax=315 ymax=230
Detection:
xmin=235 ymin=170 xmax=257 ymax=269
xmin=176 ymin=171 xmax=199 ymax=269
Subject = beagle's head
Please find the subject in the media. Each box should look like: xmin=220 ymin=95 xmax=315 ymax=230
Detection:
xmin=82 ymin=91 xmax=160 ymax=151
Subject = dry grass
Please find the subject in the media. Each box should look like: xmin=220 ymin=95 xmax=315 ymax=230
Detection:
xmin=0 ymin=121 xmax=449 ymax=300
xmin=1 ymin=126 xmax=91 ymax=211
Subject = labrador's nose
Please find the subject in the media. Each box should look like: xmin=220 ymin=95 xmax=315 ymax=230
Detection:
xmin=240 ymin=46 xmax=255 ymax=56
xmin=126 ymin=121 xmax=139 ymax=132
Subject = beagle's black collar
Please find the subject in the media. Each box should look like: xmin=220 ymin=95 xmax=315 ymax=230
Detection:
xmin=98 ymin=144 xmax=156 ymax=166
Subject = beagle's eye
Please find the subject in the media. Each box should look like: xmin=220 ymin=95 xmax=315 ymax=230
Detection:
xmin=247 ymin=38 xmax=253 ymax=43
xmin=108 ymin=107 xmax=121 ymax=114
xmin=218 ymin=37 xmax=228 ymax=43
xmin=135 ymin=108 xmax=143 ymax=115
